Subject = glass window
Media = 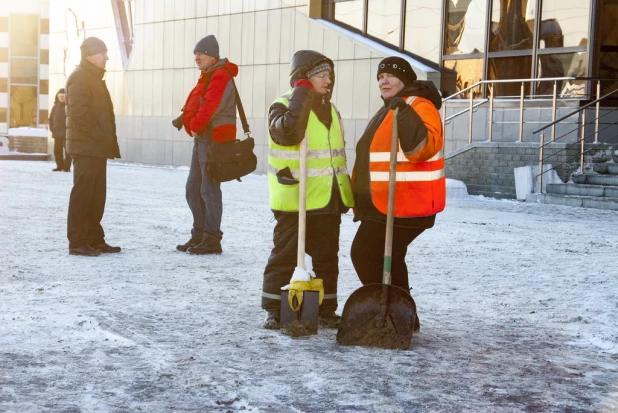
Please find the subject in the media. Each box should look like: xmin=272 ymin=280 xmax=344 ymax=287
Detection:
xmin=489 ymin=0 xmax=534 ymax=52
xmin=332 ymin=0 xmax=364 ymax=32
xmin=404 ymin=0 xmax=442 ymax=61
xmin=445 ymin=0 xmax=488 ymax=55
xmin=488 ymin=55 xmax=533 ymax=96
xmin=444 ymin=58 xmax=484 ymax=98
xmin=10 ymin=58 xmax=38 ymax=85
xmin=537 ymin=52 xmax=588 ymax=97
xmin=10 ymin=86 xmax=37 ymax=127
xmin=10 ymin=15 xmax=38 ymax=57
xmin=538 ymin=0 xmax=589 ymax=49
xmin=367 ymin=0 xmax=402 ymax=47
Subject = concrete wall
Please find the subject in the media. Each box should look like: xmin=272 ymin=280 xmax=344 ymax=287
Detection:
xmin=445 ymin=142 xmax=614 ymax=199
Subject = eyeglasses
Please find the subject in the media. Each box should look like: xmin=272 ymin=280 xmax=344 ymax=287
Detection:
xmin=313 ymin=73 xmax=331 ymax=80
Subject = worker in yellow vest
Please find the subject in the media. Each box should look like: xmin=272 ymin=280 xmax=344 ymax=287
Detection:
xmin=262 ymin=50 xmax=354 ymax=330
xmin=351 ymin=57 xmax=445 ymax=332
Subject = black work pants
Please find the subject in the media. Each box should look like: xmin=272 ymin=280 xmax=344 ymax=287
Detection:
xmin=53 ymin=137 xmax=71 ymax=170
xmin=350 ymin=220 xmax=425 ymax=291
xmin=67 ymin=155 xmax=107 ymax=248
xmin=262 ymin=213 xmax=341 ymax=313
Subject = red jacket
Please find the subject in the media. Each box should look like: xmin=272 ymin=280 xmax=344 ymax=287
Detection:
xmin=182 ymin=58 xmax=239 ymax=143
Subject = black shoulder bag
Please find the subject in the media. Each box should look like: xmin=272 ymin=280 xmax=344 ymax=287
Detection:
xmin=206 ymin=79 xmax=258 ymax=182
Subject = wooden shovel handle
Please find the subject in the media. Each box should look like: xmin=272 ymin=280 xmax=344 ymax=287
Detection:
xmin=297 ymin=133 xmax=308 ymax=269
xmin=382 ymin=107 xmax=399 ymax=286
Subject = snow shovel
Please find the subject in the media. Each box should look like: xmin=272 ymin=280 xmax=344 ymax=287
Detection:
xmin=336 ymin=107 xmax=417 ymax=350
xmin=280 ymin=133 xmax=320 ymax=337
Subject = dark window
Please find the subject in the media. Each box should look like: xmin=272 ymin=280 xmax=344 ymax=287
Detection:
xmin=489 ymin=0 xmax=534 ymax=52
xmin=0 ymin=17 xmax=7 ymax=32
xmin=444 ymin=58 xmax=484 ymax=98
xmin=445 ymin=0 xmax=488 ymax=55
xmin=537 ymin=52 xmax=588 ymax=97
xmin=10 ymin=14 xmax=38 ymax=57
xmin=10 ymin=86 xmax=38 ymax=127
xmin=0 ymin=108 xmax=7 ymax=123
xmin=0 ymin=78 xmax=7 ymax=93
xmin=10 ymin=58 xmax=38 ymax=84
xmin=0 ymin=48 xmax=7 ymax=62
xmin=488 ymin=55 xmax=533 ymax=96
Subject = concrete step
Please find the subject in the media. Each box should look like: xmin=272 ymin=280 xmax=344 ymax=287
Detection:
xmin=546 ymin=183 xmax=618 ymax=198
xmin=526 ymin=193 xmax=618 ymax=211
xmin=592 ymin=163 xmax=618 ymax=175
xmin=573 ymin=174 xmax=618 ymax=186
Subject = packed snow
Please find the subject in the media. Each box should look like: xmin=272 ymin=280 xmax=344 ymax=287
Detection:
xmin=7 ymin=127 xmax=49 ymax=138
xmin=0 ymin=160 xmax=617 ymax=412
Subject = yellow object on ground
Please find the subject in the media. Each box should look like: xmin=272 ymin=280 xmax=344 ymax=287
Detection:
xmin=287 ymin=279 xmax=324 ymax=311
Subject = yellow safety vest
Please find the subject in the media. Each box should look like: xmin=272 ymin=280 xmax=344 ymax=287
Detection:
xmin=268 ymin=94 xmax=354 ymax=212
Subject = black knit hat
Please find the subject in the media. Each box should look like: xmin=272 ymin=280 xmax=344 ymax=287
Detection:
xmin=376 ymin=57 xmax=417 ymax=86
xmin=80 ymin=37 xmax=107 ymax=58
xmin=194 ymin=35 xmax=219 ymax=59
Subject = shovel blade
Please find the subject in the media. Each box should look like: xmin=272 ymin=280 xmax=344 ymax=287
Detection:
xmin=337 ymin=284 xmax=416 ymax=350
xmin=280 ymin=291 xmax=319 ymax=337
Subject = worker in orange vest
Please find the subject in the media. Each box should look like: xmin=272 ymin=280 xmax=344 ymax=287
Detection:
xmin=350 ymin=57 xmax=445 ymax=331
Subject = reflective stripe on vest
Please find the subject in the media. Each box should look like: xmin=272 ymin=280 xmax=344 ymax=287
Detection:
xmin=369 ymin=96 xmax=446 ymax=217
xmin=268 ymin=94 xmax=354 ymax=212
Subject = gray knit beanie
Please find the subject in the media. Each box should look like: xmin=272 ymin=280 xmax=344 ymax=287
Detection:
xmin=193 ymin=35 xmax=219 ymax=59
xmin=80 ymin=37 xmax=108 ymax=58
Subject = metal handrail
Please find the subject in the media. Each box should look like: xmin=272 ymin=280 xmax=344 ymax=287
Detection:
xmin=533 ymin=88 xmax=618 ymax=193
xmin=442 ymin=77 xmax=618 ymax=146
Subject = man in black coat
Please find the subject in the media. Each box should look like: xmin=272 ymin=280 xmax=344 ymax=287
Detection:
xmin=66 ymin=37 xmax=121 ymax=256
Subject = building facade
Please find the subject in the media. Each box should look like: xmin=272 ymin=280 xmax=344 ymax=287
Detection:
xmin=45 ymin=0 xmax=616 ymax=197
xmin=0 ymin=0 xmax=50 ymax=134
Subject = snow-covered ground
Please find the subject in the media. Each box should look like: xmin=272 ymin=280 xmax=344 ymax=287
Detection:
xmin=1 ymin=160 xmax=617 ymax=413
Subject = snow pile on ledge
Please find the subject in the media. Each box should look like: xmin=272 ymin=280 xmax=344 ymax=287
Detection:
xmin=446 ymin=178 xmax=469 ymax=199
xmin=8 ymin=127 xmax=49 ymax=138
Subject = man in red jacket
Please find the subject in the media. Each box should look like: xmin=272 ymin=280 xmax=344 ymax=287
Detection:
xmin=175 ymin=35 xmax=239 ymax=255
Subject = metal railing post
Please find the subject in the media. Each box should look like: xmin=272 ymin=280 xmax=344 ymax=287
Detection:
xmin=595 ymin=81 xmax=600 ymax=143
xmin=488 ymin=84 xmax=494 ymax=142
xmin=538 ymin=132 xmax=544 ymax=193
xmin=468 ymin=89 xmax=474 ymax=144
xmin=518 ymin=82 xmax=525 ymax=142
xmin=580 ymin=111 xmax=586 ymax=173
xmin=551 ymin=81 xmax=557 ymax=141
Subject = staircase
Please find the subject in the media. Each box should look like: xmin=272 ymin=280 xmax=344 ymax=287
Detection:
xmin=527 ymin=158 xmax=618 ymax=211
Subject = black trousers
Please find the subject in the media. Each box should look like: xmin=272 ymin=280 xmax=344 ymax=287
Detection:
xmin=53 ymin=137 xmax=71 ymax=170
xmin=67 ymin=155 xmax=107 ymax=248
xmin=351 ymin=220 xmax=426 ymax=291
xmin=262 ymin=213 xmax=341 ymax=313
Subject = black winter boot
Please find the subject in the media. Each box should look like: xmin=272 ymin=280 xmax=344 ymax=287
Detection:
xmin=176 ymin=237 xmax=201 ymax=252
xmin=187 ymin=234 xmax=222 ymax=255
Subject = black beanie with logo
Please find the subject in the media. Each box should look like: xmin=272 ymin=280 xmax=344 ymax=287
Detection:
xmin=376 ymin=57 xmax=417 ymax=86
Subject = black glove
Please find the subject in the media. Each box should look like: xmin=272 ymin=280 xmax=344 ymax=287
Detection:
xmin=388 ymin=97 xmax=408 ymax=112
xmin=171 ymin=114 xmax=183 ymax=131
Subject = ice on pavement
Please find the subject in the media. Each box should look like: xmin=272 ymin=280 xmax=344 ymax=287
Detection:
xmin=0 ymin=161 xmax=617 ymax=412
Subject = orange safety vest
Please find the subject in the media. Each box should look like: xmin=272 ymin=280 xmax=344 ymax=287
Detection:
xmin=369 ymin=96 xmax=446 ymax=217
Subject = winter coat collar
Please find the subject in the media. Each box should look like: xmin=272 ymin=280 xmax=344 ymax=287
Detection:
xmin=382 ymin=80 xmax=442 ymax=110
xmin=199 ymin=58 xmax=239 ymax=81
xmin=80 ymin=58 xmax=106 ymax=79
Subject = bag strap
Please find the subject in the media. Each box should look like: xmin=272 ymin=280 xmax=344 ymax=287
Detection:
xmin=230 ymin=78 xmax=251 ymax=138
